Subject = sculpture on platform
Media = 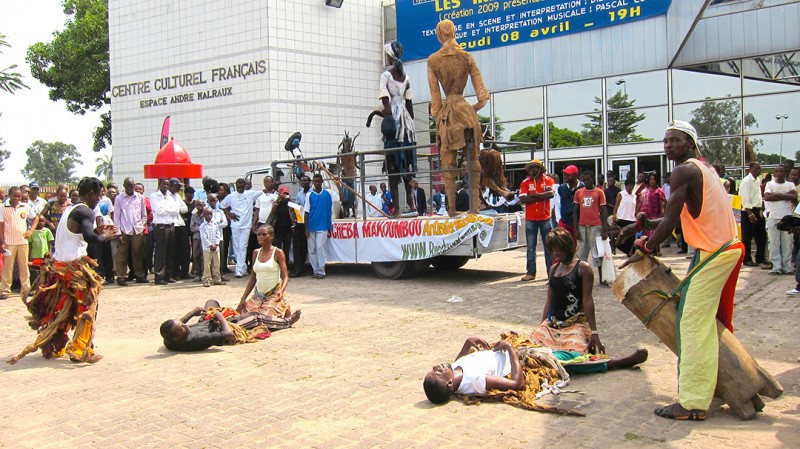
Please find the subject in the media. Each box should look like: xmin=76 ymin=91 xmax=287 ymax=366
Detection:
xmin=427 ymin=19 xmax=489 ymax=216
xmin=337 ymin=131 xmax=360 ymax=218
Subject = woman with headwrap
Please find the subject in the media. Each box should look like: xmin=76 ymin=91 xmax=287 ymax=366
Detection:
xmin=427 ymin=19 xmax=490 ymax=216
xmin=366 ymin=41 xmax=417 ymax=216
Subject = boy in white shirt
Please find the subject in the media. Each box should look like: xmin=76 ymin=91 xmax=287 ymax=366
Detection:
xmin=199 ymin=207 xmax=225 ymax=287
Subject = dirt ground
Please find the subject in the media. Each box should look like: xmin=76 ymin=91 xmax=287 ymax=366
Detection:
xmin=0 ymin=246 xmax=798 ymax=448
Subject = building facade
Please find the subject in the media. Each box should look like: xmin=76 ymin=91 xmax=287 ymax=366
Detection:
xmin=110 ymin=0 xmax=800 ymax=189
xmin=109 ymin=0 xmax=387 ymax=187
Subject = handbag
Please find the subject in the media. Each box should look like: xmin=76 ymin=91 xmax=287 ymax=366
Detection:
xmin=380 ymin=116 xmax=397 ymax=139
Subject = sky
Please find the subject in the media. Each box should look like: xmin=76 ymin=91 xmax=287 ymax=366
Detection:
xmin=0 ymin=1 xmax=109 ymax=186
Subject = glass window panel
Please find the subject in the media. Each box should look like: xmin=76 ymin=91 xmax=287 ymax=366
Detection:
xmin=673 ymin=98 xmax=743 ymax=138
xmin=547 ymin=79 xmax=601 ymax=116
xmin=672 ymin=68 xmax=741 ymax=103
xmin=608 ymin=106 xmax=668 ymax=144
xmin=493 ymin=87 xmax=544 ymax=121
xmin=699 ymin=137 xmax=742 ymax=168
xmin=742 ymin=53 xmax=800 ymax=95
xmin=743 ymin=93 xmax=799 ymax=134
xmin=413 ymin=102 xmax=432 ymax=145
xmin=499 ymin=119 xmax=543 ymax=147
xmin=383 ymin=5 xmax=396 ymax=43
xmin=548 ymin=115 xmax=602 ymax=149
xmin=607 ymin=71 xmax=668 ymax=109
xmin=745 ymin=132 xmax=800 ymax=165
xmin=744 ymin=78 xmax=800 ymax=95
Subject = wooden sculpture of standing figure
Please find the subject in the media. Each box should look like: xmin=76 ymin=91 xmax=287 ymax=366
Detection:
xmin=427 ymin=19 xmax=490 ymax=216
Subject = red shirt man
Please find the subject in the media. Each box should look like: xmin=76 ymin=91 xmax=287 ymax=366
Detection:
xmin=518 ymin=159 xmax=555 ymax=282
xmin=520 ymin=165 xmax=555 ymax=221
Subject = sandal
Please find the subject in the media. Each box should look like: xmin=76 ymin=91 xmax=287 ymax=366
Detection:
xmin=654 ymin=403 xmax=706 ymax=421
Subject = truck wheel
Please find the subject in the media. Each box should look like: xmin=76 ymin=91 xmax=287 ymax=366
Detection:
xmin=372 ymin=261 xmax=416 ymax=279
xmin=431 ymin=256 xmax=470 ymax=271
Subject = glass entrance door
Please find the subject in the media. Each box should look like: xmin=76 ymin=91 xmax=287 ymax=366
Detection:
xmin=610 ymin=158 xmax=636 ymax=182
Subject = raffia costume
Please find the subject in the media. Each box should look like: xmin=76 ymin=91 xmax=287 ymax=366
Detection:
xmin=427 ymin=19 xmax=490 ymax=216
xmin=8 ymin=204 xmax=103 ymax=364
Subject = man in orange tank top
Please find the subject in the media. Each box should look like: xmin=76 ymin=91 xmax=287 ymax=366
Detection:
xmin=620 ymin=121 xmax=745 ymax=421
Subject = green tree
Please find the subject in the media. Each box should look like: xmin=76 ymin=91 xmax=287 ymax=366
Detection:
xmin=0 ymin=33 xmax=28 ymax=94
xmin=477 ymin=114 xmax=504 ymax=141
xmin=23 ymin=141 xmax=82 ymax=184
xmin=510 ymin=122 xmax=586 ymax=149
xmin=582 ymin=91 xmax=649 ymax=145
xmin=27 ymin=0 xmax=110 ymax=151
xmin=689 ymin=98 xmax=757 ymax=165
xmin=95 ymin=153 xmax=112 ymax=181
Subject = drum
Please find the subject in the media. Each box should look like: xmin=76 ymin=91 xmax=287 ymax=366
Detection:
xmin=612 ymin=255 xmax=782 ymax=420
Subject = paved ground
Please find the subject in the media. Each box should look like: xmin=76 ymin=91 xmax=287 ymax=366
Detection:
xmin=0 ymin=246 xmax=798 ymax=448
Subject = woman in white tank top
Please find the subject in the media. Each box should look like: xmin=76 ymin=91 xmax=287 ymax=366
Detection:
xmin=237 ymin=225 xmax=294 ymax=319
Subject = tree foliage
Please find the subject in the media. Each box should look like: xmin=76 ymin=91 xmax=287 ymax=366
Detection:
xmin=582 ymin=91 xmax=649 ymax=145
xmin=95 ymin=153 xmax=112 ymax=181
xmin=23 ymin=141 xmax=82 ymax=184
xmin=27 ymin=0 xmax=110 ymax=151
xmin=510 ymin=122 xmax=586 ymax=149
xmin=0 ymin=33 xmax=29 ymax=94
xmin=689 ymin=99 xmax=757 ymax=165
xmin=477 ymin=114 xmax=504 ymax=141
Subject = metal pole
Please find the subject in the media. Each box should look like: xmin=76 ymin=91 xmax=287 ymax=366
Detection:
xmin=359 ymin=152 xmax=367 ymax=221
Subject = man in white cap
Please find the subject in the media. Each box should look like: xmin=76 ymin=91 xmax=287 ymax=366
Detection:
xmin=620 ymin=120 xmax=745 ymax=421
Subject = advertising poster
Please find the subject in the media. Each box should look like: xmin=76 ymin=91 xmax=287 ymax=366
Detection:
xmin=397 ymin=0 xmax=673 ymax=61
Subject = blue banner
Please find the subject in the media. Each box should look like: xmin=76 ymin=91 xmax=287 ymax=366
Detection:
xmin=397 ymin=0 xmax=672 ymax=61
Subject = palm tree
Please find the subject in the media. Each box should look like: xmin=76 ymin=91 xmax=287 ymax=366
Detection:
xmin=0 ymin=34 xmax=28 ymax=94
xmin=95 ymin=154 xmax=112 ymax=182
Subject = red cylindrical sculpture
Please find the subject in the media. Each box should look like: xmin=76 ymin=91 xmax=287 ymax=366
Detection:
xmin=143 ymin=137 xmax=203 ymax=179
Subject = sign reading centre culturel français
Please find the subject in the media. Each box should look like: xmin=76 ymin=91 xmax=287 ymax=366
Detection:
xmin=110 ymin=59 xmax=267 ymax=109
xmin=397 ymin=0 xmax=672 ymax=61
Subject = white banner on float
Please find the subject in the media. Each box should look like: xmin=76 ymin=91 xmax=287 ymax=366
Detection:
xmin=326 ymin=215 xmax=495 ymax=263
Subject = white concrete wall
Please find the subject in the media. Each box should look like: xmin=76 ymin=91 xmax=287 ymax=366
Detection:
xmin=109 ymin=0 xmax=386 ymax=188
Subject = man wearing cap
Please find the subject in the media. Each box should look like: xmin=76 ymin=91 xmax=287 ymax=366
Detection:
xmin=220 ymin=178 xmax=262 ymax=278
xmin=620 ymin=120 xmax=744 ymax=421
xmin=150 ymin=178 xmax=182 ymax=285
xmin=557 ymin=165 xmax=584 ymax=244
xmin=518 ymin=159 xmax=554 ymax=281
xmin=27 ymin=182 xmax=48 ymax=216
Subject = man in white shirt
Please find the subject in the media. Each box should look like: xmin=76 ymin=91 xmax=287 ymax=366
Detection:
xmin=739 ymin=162 xmax=767 ymax=268
xmin=220 ymin=178 xmax=261 ymax=278
xmin=423 ymin=337 xmax=524 ymax=404
xmin=150 ymin=178 xmax=181 ymax=285
xmin=27 ymin=182 xmax=48 ymax=215
xmin=764 ymin=165 xmax=796 ymax=274
xmin=364 ymin=185 xmax=384 ymax=218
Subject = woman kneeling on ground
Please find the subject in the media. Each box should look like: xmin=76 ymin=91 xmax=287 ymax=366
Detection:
xmin=238 ymin=224 xmax=301 ymax=327
xmin=531 ymin=227 xmax=648 ymax=371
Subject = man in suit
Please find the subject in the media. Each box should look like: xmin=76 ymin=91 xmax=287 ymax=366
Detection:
xmin=455 ymin=181 xmax=470 ymax=213
xmin=410 ymin=180 xmax=427 ymax=216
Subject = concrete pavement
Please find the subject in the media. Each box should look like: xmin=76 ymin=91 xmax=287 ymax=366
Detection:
xmin=0 ymin=247 xmax=798 ymax=448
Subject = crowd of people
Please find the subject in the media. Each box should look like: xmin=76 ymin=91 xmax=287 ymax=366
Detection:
xmin=0 ymin=171 xmax=339 ymax=301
